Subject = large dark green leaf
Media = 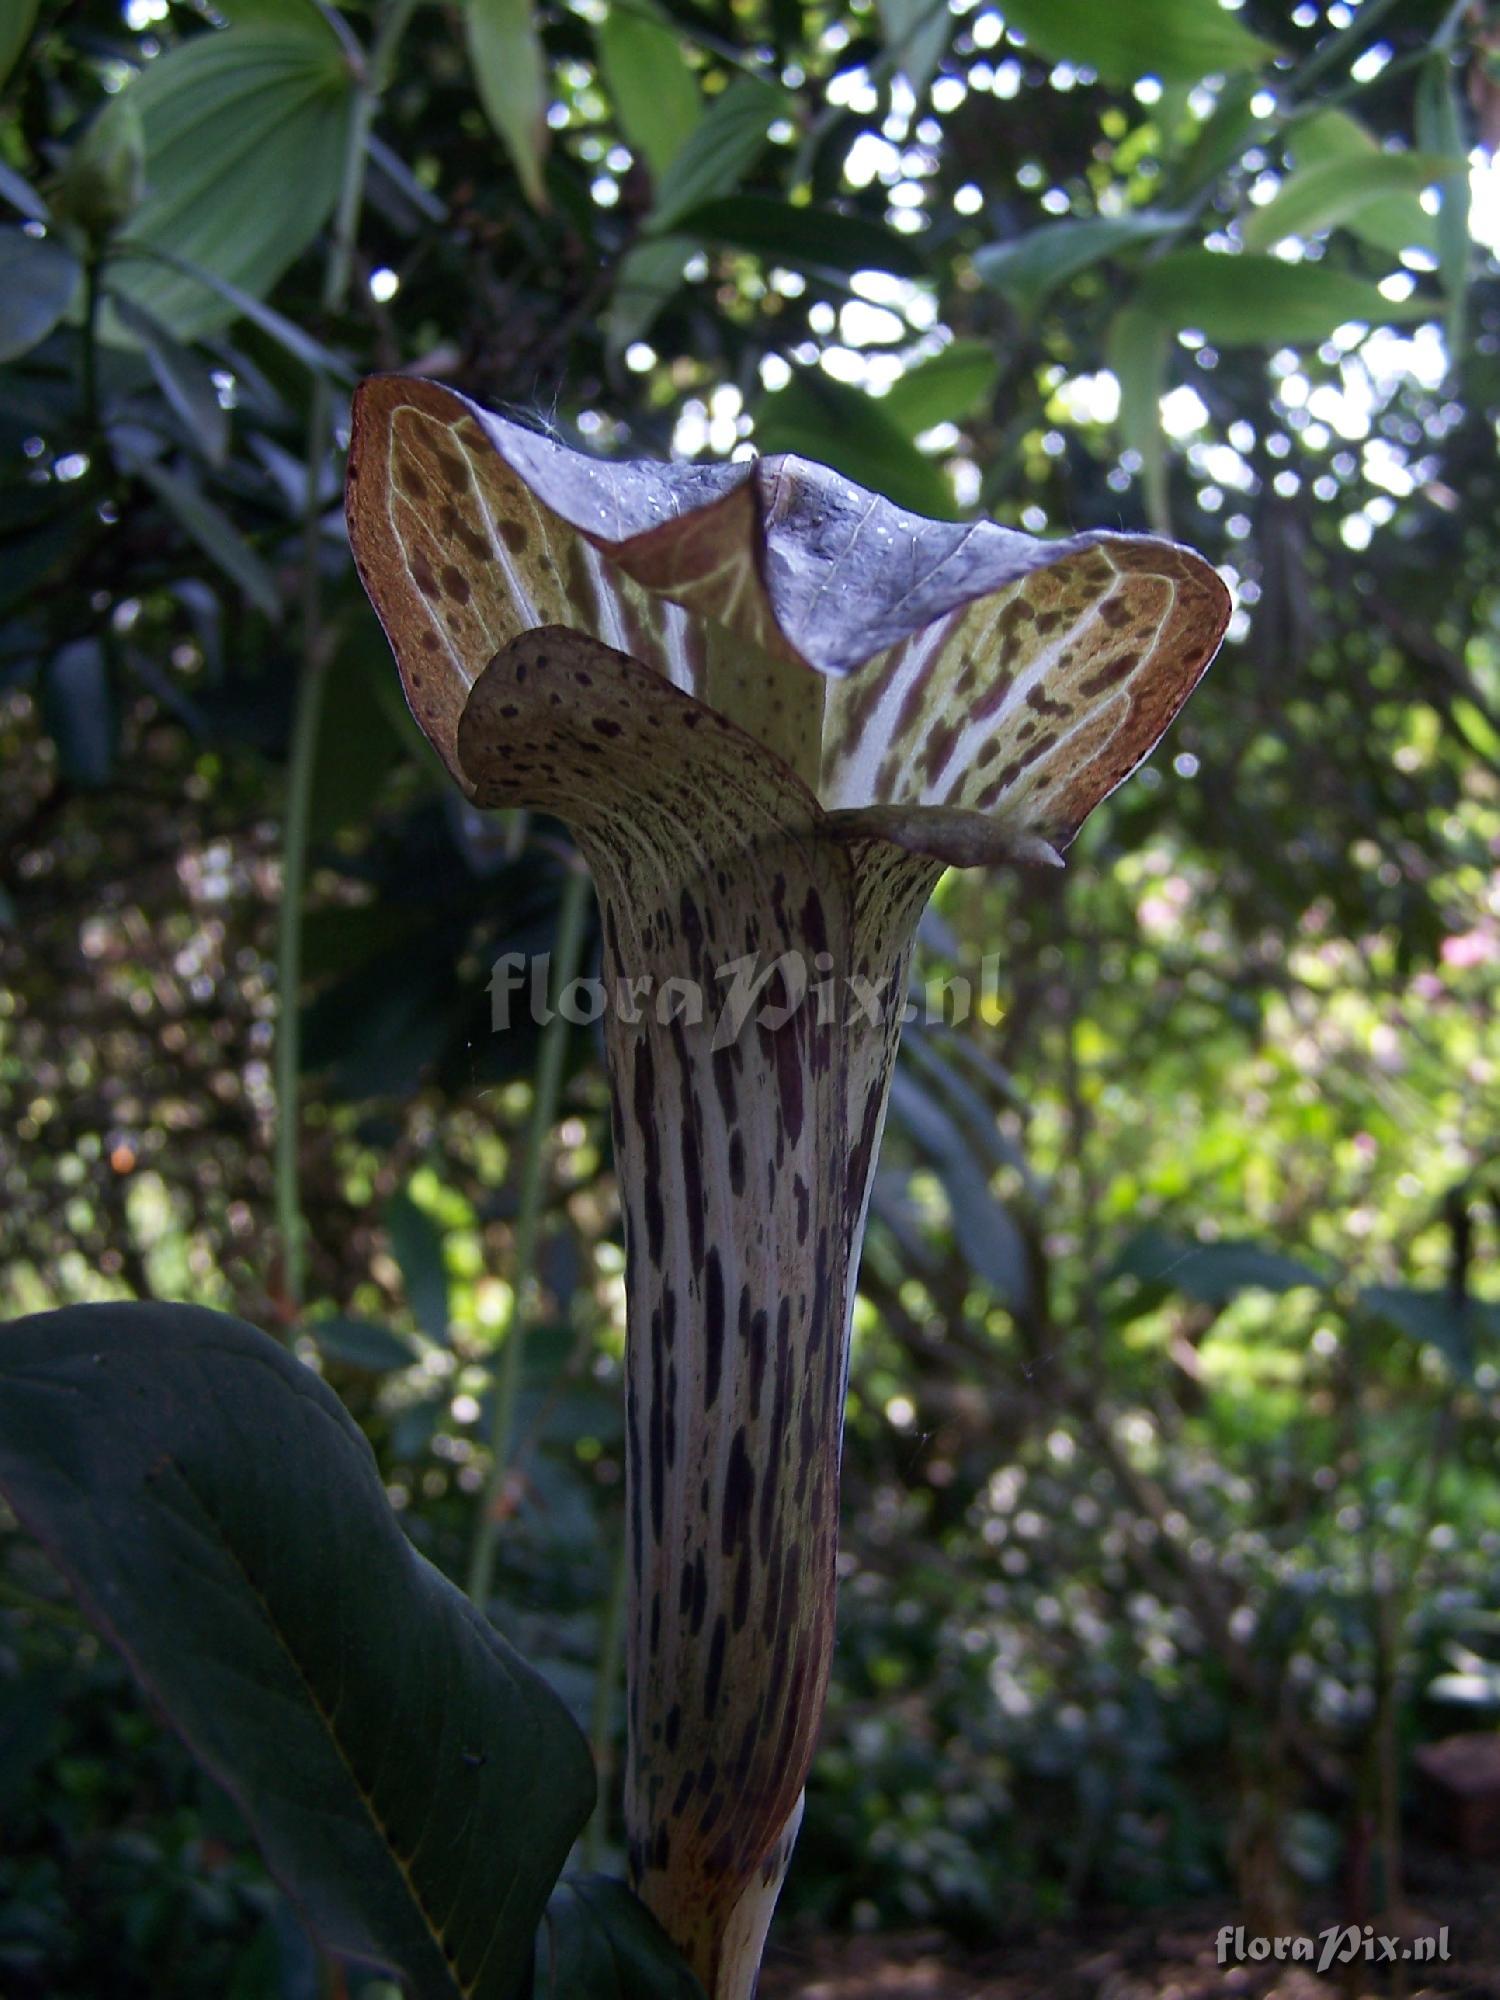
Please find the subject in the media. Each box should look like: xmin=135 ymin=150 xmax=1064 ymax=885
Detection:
xmin=535 ymin=1877 xmax=707 ymax=1998
xmin=666 ymin=194 xmax=927 ymax=278
xmin=975 ymin=211 xmax=1183 ymax=314
xmin=598 ymin=3 xmax=701 ymax=180
xmin=754 ymin=369 xmax=957 ymax=518
xmin=0 ymin=1302 xmax=595 ymax=2000
xmin=1134 ymin=250 xmax=1429 ymax=345
xmin=0 ymin=228 xmax=81 ymax=362
xmin=101 ymin=25 xmax=355 ymax=342
xmin=996 ymin=0 xmax=1274 ymax=85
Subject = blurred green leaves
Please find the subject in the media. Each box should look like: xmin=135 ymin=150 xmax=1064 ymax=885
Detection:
xmin=1132 ymin=250 xmax=1427 ymax=346
xmin=994 ymin=0 xmax=1274 ymax=85
xmin=598 ymin=2 xmax=700 ymax=180
xmin=466 ymin=0 xmax=551 ymax=211
xmin=975 ymin=211 xmax=1184 ymax=316
xmin=0 ymin=229 xmax=80 ymax=362
xmin=105 ymin=14 xmax=355 ymax=341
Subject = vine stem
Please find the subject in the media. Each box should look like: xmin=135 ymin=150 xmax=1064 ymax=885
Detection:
xmin=466 ymin=864 xmax=594 ymax=1607
xmin=273 ymin=0 xmax=417 ymax=1310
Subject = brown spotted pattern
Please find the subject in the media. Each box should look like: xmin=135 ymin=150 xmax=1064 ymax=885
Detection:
xmin=345 ymin=376 xmax=1230 ymax=864
xmin=457 ymin=630 xmax=939 ymax=1997
xmin=345 ymin=378 xmax=1228 ymax=1999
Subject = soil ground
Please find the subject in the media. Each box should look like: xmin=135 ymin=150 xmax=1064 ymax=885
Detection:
xmin=760 ymin=1850 xmax=1500 ymax=1998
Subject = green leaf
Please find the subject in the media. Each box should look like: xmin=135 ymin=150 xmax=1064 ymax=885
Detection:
xmin=875 ymin=0 xmax=951 ymax=97
xmin=466 ymin=0 xmax=551 ymax=212
xmin=110 ymin=293 xmax=230 ymax=465
xmin=100 ymin=27 xmax=355 ymax=343
xmin=996 ymin=0 xmax=1274 ymax=86
xmin=1289 ymin=110 xmax=1438 ymax=258
xmin=387 ymin=1186 xmax=451 ymax=1344
xmin=213 ymin=0 xmax=344 ymax=35
xmin=754 ymin=369 xmax=958 ymax=519
xmin=598 ymin=3 xmax=700 ymax=180
xmin=0 ymin=228 xmax=81 ymax=362
xmin=0 ymin=157 xmax=50 ymax=224
xmin=880 ymin=339 xmax=998 ymax=432
xmin=974 ymin=211 xmax=1185 ymax=314
xmin=536 ymin=1877 xmax=708 ymax=1998
xmin=111 ymin=242 xmax=352 ymax=379
xmin=1357 ymin=1285 xmax=1487 ymax=1380
xmin=0 ymin=0 xmax=38 ymax=90
xmin=887 ymin=1069 xmax=1030 ymax=1307
xmin=1107 ymin=303 xmax=1169 ymax=532
xmin=1172 ymin=77 xmax=1274 ymax=201
xmin=666 ymin=193 xmax=927 ymax=278
xmin=649 ymin=75 xmax=790 ymax=232
xmin=41 ymin=639 xmax=115 ymax=788
xmin=310 ymin=1315 xmax=422 ymax=1373
xmin=136 ymin=460 xmax=283 ymax=619
xmin=1134 ymin=249 xmax=1428 ymax=345
xmin=605 ymin=232 xmax=694 ymax=353
xmin=1241 ymin=151 xmax=1452 ymax=255
xmin=1416 ymin=53 xmax=1469 ymax=365
xmin=1114 ymin=1229 xmax=1328 ymax=1305
xmin=0 ymin=1303 xmax=595 ymax=2000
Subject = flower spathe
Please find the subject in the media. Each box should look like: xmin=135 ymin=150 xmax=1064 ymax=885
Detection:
xmin=346 ymin=376 xmax=1229 ymax=2000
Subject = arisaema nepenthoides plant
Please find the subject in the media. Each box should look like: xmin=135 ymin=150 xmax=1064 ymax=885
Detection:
xmin=345 ymin=375 xmax=1230 ymax=2000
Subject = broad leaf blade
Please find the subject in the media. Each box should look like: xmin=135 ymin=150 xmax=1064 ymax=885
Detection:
xmin=1240 ymin=151 xmax=1451 ymax=255
xmin=1416 ymin=53 xmax=1470 ymax=365
xmin=0 ymin=0 xmax=38 ymax=89
xmin=111 ymin=293 xmax=231 ymax=465
xmin=875 ymin=0 xmax=951 ymax=97
xmin=101 ymin=28 xmax=355 ymax=343
xmin=598 ymin=3 xmax=700 ymax=180
xmin=666 ymin=193 xmax=927 ymax=279
xmin=387 ymin=1185 xmax=452 ymax=1345
xmin=1135 ymin=249 xmax=1428 ymax=345
xmin=0 ymin=228 xmax=81 ymax=362
xmin=975 ymin=212 xmax=1184 ymax=314
xmin=466 ymin=0 xmax=551 ymax=211
xmin=649 ymin=75 xmax=790 ymax=232
xmin=536 ymin=1876 xmax=707 ymax=1998
xmin=0 ymin=1302 xmax=595 ymax=2000
xmin=997 ymin=0 xmax=1274 ymax=84
xmin=880 ymin=340 xmax=998 ymax=433
xmin=136 ymin=459 xmax=283 ymax=619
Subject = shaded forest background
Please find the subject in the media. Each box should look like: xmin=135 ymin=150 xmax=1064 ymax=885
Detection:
xmin=2 ymin=0 xmax=1498 ymax=1992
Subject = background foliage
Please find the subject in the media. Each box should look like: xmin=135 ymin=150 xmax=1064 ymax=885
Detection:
xmin=2 ymin=0 xmax=1498 ymax=1992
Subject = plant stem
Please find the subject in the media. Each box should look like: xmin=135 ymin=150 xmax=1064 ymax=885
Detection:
xmin=586 ymin=1520 xmax=630 ymax=1871
xmin=466 ymin=863 xmax=593 ymax=1606
xmin=273 ymin=0 xmax=415 ymax=1309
